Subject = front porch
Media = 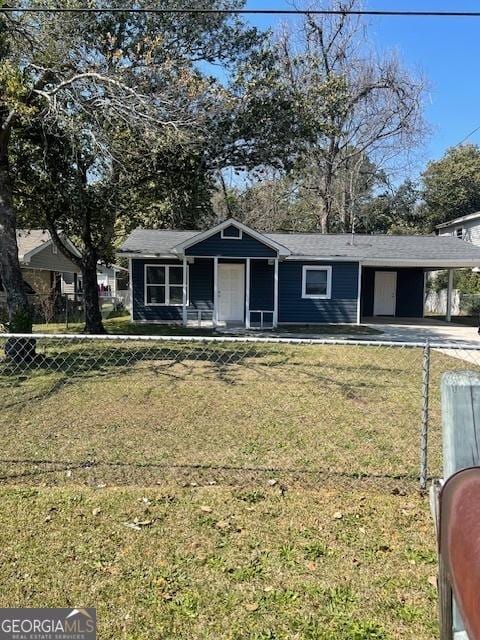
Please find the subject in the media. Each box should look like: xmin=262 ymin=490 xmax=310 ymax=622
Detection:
xmin=180 ymin=256 xmax=279 ymax=330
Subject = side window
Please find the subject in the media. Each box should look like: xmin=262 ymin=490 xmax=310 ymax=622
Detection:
xmin=302 ymin=266 xmax=332 ymax=299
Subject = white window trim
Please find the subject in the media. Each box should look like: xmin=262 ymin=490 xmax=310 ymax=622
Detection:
xmin=301 ymin=265 xmax=332 ymax=300
xmin=144 ymin=263 xmax=187 ymax=306
xmin=220 ymin=226 xmax=243 ymax=240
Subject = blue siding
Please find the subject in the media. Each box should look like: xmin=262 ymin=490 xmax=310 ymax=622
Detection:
xmin=132 ymin=258 xmax=182 ymax=321
xmin=132 ymin=258 xmax=215 ymax=322
xmin=132 ymin=257 xmax=360 ymax=324
xmin=396 ymin=269 xmax=425 ymax=317
xmin=185 ymin=231 xmax=277 ymax=257
xmin=222 ymin=224 xmax=241 ymax=238
xmin=250 ymin=260 xmax=274 ymax=310
xmin=361 ymin=267 xmax=424 ymax=317
xmin=189 ymin=258 xmax=214 ymax=310
xmin=278 ymin=261 xmax=359 ymax=324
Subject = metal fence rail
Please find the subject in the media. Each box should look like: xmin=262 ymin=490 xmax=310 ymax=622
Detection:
xmin=1 ymin=333 xmax=480 ymax=490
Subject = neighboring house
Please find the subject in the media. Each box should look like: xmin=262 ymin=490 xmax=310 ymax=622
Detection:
xmin=0 ymin=230 xmax=129 ymax=303
xmin=10 ymin=229 xmax=82 ymax=298
xmin=436 ymin=212 xmax=480 ymax=245
xmin=118 ymin=219 xmax=480 ymax=327
xmin=96 ymin=263 xmax=129 ymax=300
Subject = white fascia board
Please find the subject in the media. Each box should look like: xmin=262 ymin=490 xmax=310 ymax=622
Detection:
xmin=62 ymin=236 xmax=82 ymax=258
xmin=171 ymin=218 xmax=291 ymax=257
xmin=363 ymin=259 xmax=480 ymax=268
xmin=22 ymin=235 xmax=81 ymax=263
xmin=435 ymin=211 xmax=480 ymax=229
xmin=116 ymin=252 xmax=181 ymax=260
xmin=22 ymin=239 xmax=54 ymax=263
xmin=284 ymin=255 xmax=361 ymax=262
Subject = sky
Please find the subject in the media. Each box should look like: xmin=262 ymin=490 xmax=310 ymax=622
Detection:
xmin=243 ymin=0 xmax=480 ymax=178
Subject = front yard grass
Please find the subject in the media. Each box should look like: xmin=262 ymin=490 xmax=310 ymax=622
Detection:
xmin=31 ymin=315 xmax=383 ymax=336
xmin=0 ymin=483 xmax=437 ymax=640
xmin=0 ymin=340 xmax=467 ymax=639
xmin=0 ymin=342 xmax=426 ymax=480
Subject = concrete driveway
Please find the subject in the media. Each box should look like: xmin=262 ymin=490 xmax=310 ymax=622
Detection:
xmin=363 ymin=317 xmax=480 ymax=346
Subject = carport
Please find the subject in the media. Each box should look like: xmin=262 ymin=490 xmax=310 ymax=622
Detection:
xmin=360 ymin=255 xmax=480 ymax=323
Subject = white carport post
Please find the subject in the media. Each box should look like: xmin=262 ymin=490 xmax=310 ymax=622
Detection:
xmin=182 ymin=256 xmax=188 ymax=326
xmin=245 ymin=258 xmax=251 ymax=329
xmin=446 ymin=268 xmax=454 ymax=322
xmin=273 ymin=258 xmax=279 ymax=328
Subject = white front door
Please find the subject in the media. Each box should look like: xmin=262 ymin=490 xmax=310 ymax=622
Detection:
xmin=218 ymin=263 xmax=245 ymax=323
xmin=373 ymin=271 xmax=397 ymax=316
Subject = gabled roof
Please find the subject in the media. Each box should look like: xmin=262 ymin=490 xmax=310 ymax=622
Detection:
xmin=118 ymin=225 xmax=480 ymax=267
xmin=171 ymin=219 xmax=291 ymax=257
xmin=17 ymin=229 xmax=51 ymax=261
xmin=17 ymin=229 xmax=81 ymax=263
xmin=435 ymin=211 xmax=480 ymax=229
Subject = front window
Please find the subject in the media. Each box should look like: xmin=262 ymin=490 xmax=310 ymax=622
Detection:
xmin=302 ymin=266 xmax=332 ymax=299
xmin=456 ymin=228 xmax=465 ymax=239
xmin=145 ymin=264 xmax=185 ymax=306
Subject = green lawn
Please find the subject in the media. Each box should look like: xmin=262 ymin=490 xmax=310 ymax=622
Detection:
xmin=0 ymin=339 xmax=466 ymax=639
xmin=32 ymin=315 xmax=382 ymax=336
xmin=0 ymin=484 xmax=437 ymax=640
xmin=0 ymin=341 xmax=426 ymax=480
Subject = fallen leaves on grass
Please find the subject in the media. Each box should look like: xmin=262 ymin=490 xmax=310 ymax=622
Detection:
xmin=123 ymin=518 xmax=154 ymax=531
xmin=200 ymin=505 xmax=213 ymax=513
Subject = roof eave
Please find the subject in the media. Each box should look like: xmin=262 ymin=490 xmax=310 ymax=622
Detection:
xmin=363 ymin=258 xmax=480 ymax=268
xmin=117 ymin=251 xmax=180 ymax=259
xmin=435 ymin=211 xmax=480 ymax=229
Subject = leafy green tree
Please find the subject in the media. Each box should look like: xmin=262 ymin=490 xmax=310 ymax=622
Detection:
xmin=1 ymin=0 xmax=265 ymax=333
xmin=357 ymin=179 xmax=426 ymax=234
xmin=422 ymin=144 xmax=480 ymax=229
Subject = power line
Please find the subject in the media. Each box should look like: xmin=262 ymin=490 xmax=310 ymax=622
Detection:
xmin=454 ymin=125 xmax=480 ymax=148
xmin=1 ymin=7 xmax=480 ymax=17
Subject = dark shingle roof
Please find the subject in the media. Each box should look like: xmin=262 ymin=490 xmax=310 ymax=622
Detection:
xmin=118 ymin=228 xmax=480 ymax=263
xmin=119 ymin=229 xmax=197 ymax=256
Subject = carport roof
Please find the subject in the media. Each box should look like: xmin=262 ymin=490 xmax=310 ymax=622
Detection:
xmin=119 ymin=226 xmax=480 ymax=267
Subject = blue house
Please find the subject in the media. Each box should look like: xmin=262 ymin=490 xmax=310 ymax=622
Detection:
xmin=118 ymin=218 xmax=480 ymax=328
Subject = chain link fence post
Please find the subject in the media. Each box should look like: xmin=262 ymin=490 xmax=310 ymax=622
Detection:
xmin=420 ymin=339 xmax=431 ymax=491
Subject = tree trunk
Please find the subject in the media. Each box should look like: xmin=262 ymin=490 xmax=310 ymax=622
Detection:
xmin=81 ymin=250 xmax=105 ymax=334
xmin=0 ymin=141 xmax=32 ymax=333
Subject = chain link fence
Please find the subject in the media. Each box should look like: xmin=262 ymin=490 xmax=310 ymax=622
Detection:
xmin=1 ymin=333 xmax=480 ymax=491
xmin=0 ymin=293 xmax=128 ymax=329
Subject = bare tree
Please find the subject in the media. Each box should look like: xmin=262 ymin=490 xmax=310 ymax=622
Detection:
xmin=275 ymin=0 xmax=427 ymax=232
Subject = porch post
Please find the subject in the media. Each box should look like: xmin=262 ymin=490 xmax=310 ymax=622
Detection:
xmin=356 ymin=263 xmax=362 ymax=325
xmin=446 ymin=268 xmax=453 ymax=322
xmin=128 ymin=258 xmax=133 ymax=322
xmin=182 ymin=256 xmax=188 ymax=326
xmin=273 ymin=258 xmax=279 ymax=328
xmin=213 ymin=257 xmax=218 ymax=327
xmin=245 ymin=258 xmax=251 ymax=329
